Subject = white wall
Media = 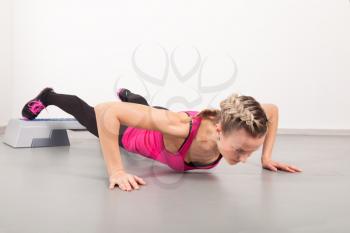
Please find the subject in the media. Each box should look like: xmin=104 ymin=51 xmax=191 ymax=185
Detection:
xmin=0 ymin=0 xmax=13 ymax=127
xmin=10 ymin=0 xmax=350 ymax=129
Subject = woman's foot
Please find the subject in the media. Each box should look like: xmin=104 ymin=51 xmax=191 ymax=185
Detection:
xmin=21 ymin=87 xmax=54 ymax=120
xmin=116 ymin=88 xmax=131 ymax=102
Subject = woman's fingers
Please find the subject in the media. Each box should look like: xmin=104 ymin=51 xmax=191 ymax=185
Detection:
xmin=275 ymin=163 xmax=292 ymax=172
xmin=109 ymin=182 xmax=116 ymax=190
xmin=128 ymin=177 xmax=140 ymax=190
xmin=134 ymin=175 xmax=146 ymax=185
xmin=285 ymin=165 xmax=296 ymax=173
xmin=109 ymin=173 xmax=146 ymax=192
xmin=277 ymin=163 xmax=300 ymax=173
xmin=289 ymin=165 xmax=303 ymax=172
xmin=263 ymin=160 xmax=302 ymax=173
xmin=119 ymin=183 xmax=125 ymax=191
xmin=281 ymin=164 xmax=302 ymax=173
xmin=285 ymin=167 xmax=296 ymax=173
xmin=263 ymin=163 xmax=277 ymax=172
xmin=269 ymin=164 xmax=278 ymax=172
xmin=123 ymin=181 xmax=132 ymax=191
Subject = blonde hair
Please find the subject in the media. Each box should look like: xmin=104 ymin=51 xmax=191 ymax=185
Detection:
xmin=196 ymin=93 xmax=270 ymax=138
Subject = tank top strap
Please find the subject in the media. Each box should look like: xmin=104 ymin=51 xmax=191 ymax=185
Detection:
xmin=178 ymin=111 xmax=202 ymax=157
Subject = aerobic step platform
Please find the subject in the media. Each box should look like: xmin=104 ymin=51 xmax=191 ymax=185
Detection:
xmin=2 ymin=118 xmax=86 ymax=148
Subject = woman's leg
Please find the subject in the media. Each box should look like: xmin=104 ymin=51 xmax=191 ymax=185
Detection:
xmin=44 ymin=92 xmax=126 ymax=148
xmin=45 ymin=89 xmax=167 ymax=145
xmin=45 ymin=92 xmax=100 ymax=138
xmin=118 ymin=88 xmax=169 ymax=110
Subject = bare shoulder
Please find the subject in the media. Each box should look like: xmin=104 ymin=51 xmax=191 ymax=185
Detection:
xmin=162 ymin=111 xmax=193 ymax=139
xmin=176 ymin=111 xmax=193 ymax=124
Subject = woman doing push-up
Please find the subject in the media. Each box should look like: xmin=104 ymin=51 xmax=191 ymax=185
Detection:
xmin=21 ymin=87 xmax=302 ymax=192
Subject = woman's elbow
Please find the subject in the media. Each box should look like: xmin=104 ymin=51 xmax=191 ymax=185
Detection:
xmin=95 ymin=102 xmax=120 ymax=137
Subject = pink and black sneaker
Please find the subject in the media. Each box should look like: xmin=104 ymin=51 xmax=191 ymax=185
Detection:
xmin=116 ymin=88 xmax=131 ymax=102
xmin=21 ymin=87 xmax=54 ymax=120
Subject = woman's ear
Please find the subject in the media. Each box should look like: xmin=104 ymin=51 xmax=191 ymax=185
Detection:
xmin=215 ymin=123 xmax=222 ymax=134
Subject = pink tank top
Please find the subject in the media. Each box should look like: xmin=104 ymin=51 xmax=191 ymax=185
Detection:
xmin=121 ymin=110 xmax=222 ymax=171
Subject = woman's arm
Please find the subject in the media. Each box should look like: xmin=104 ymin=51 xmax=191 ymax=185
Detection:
xmin=94 ymin=101 xmax=190 ymax=191
xmin=260 ymin=104 xmax=279 ymax=163
xmin=94 ymin=102 xmax=124 ymax=177
xmin=260 ymin=103 xmax=302 ymax=173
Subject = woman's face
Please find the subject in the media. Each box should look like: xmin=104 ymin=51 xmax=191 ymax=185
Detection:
xmin=215 ymin=125 xmax=266 ymax=165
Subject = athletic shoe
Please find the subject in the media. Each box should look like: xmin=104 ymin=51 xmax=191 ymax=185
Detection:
xmin=21 ymin=87 xmax=54 ymax=120
xmin=116 ymin=88 xmax=131 ymax=102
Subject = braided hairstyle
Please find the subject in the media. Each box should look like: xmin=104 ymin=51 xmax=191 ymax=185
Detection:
xmin=196 ymin=93 xmax=270 ymax=138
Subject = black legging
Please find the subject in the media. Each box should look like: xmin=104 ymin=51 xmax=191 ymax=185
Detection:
xmin=45 ymin=91 xmax=168 ymax=148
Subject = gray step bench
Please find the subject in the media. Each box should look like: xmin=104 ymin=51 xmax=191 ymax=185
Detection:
xmin=2 ymin=118 xmax=86 ymax=148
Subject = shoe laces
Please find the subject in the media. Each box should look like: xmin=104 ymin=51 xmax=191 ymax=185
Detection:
xmin=28 ymin=100 xmax=49 ymax=115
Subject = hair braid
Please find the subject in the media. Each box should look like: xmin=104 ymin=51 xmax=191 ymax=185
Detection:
xmin=196 ymin=93 xmax=269 ymax=138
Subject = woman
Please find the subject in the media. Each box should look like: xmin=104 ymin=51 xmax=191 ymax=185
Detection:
xmin=21 ymin=87 xmax=302 ymax=192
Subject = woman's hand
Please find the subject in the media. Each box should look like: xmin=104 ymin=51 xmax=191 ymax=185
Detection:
xmin=109 ymin=170 xmax=146 ymax=191
xmin=262 ymin=159 xmax=302 ymax=173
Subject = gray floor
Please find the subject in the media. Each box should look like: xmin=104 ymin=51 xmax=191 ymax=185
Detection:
xmin=0 ymin=131 xmax=349 ymax=233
